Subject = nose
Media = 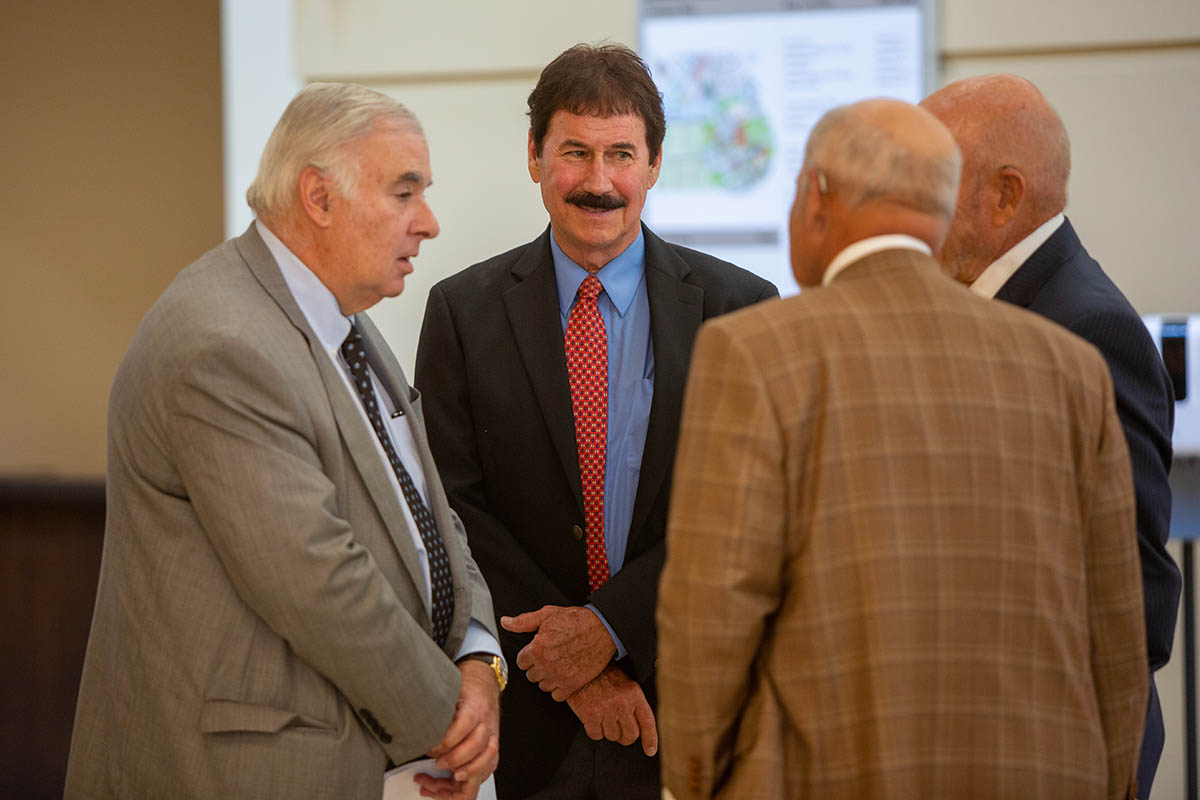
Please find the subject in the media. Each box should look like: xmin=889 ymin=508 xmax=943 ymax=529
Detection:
xmin=414 ymin=196 xmax=439 ymax=240
xmin=580 ymin=155 xmax=614 ymax=193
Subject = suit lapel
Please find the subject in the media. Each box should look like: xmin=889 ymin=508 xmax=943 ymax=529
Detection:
xmin=234 ymin=225 xmax=433 ymax=624
xmin=502 ymin=229 xmax=585 ymax=515
xmin=629 ymin=228 xmax=704 ymax=545
xmin=995 ymin=217 xmax=1082 ymax=308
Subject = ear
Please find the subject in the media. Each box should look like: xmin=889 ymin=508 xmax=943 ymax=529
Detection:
xmin=788 ymin=171 xmax=830 ymax=287
xmin=803 ymin=170 xmax=827 ymax=234
xmin=298 ymin=166 xmax=334 ymax=228
xmin=992 ymin=166 xmax=1026 ymax=226
xmin=527 ymin=131 xmax=542 ymax=184
xmin=645 ymin=149 xmax=662 ymax=191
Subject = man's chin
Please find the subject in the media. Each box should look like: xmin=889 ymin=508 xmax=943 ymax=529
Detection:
xmin=375 ymin=277 xmax=407 ymax=302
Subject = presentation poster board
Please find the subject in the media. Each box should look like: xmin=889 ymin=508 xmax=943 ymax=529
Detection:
xmin=640 ymin=0 xmax=933 ymax=294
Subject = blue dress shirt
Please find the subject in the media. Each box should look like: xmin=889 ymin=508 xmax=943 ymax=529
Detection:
xmin=551 ymin=230 xmax=654 ymax=659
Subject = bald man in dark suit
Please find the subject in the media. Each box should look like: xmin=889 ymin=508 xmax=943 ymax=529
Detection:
xmin=922 ymin=74 xmax=1179 ymax=795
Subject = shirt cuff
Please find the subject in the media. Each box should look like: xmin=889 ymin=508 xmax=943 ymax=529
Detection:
xmin=585 ymin=603 xmax=627 ymax=661
xmin=454 ymin=620 xmax=505 ymax=668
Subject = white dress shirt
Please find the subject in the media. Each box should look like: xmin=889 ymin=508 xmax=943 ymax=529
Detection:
xmin=968 ymin=213 xmax=1064 ymax=299
xmin=257 ymin=220 xmax=500 ymax=662
xmin=823 ymin=234 xmax=933 ymax=285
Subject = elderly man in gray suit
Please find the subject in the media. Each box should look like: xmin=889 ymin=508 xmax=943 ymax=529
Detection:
xmin=65 ymin=83 xmax=505 ymax=800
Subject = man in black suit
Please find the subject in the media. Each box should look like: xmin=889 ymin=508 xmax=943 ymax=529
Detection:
xmin=415 ymin=44 xmax=777 ymax=799
xmin=922 ymin=74 xmax=1180 ymax=796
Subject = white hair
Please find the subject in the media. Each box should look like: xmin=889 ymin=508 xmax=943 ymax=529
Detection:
xmin=804 ymin=103 xmax=962 ymax=223
xmin=246 ymin=82 xmax=422 ymax=220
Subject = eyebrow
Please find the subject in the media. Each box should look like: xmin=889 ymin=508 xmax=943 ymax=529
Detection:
xmin=558 ymin=139 xmax=638 ymax=152
xmin=392 ymin=171 xmax=426 ymax=188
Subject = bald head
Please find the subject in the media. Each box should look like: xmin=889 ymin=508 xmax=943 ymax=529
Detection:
xmin=789 ymin=98 xmax=962 ymax=286
xmin=920 ymin=74 xmax=1071 ymax=283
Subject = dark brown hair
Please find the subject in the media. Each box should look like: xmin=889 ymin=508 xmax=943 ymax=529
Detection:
xmin=527 ymin=43 xmax=666 ymax=162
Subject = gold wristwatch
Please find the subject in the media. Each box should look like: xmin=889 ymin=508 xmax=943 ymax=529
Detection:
xmin=460 ymin=653 xmax=508 ymax=692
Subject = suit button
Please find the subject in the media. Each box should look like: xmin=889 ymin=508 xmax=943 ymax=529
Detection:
xmin=572 ymin=525 xmax=584 ymax=541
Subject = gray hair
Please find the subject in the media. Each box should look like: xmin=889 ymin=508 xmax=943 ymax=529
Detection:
xmin=804 ymin=103 xmax=962 ymax=223
xmin=246 ymin=82 xmax=422 ymax=220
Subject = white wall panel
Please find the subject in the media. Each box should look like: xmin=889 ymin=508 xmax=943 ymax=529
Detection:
xmin=296 ymin=0 xmax=637 ymax=79
xmin=223 ymin=0 xmax=302 ymax=238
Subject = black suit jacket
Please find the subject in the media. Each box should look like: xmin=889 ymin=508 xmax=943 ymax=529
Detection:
xmin=996 ymin=217 xmax=1179 ymax=789
xmin=415 ymin=225 xmax=777 ymax=797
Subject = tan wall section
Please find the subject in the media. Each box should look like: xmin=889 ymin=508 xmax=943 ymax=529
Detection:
xmin=0 ymin=1 xmax=223 ymax=477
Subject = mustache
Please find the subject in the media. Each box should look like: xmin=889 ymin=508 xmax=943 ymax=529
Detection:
xmin=566 ymin=191 xmax=626 ymax=211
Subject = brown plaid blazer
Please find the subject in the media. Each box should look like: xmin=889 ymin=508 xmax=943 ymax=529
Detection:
xmin=657 ymin=248 xmax=1147 ymax=800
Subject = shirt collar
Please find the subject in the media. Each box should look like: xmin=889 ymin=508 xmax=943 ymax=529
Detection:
xmin=255 ymin=219 xmax=354 ymax=352
xmin=551 ymin=228 xmax=646 ymax=317
xmin=822 ymin=234 xmax=932 ymax=286
xmin=969 ymin=213 xmax=1064 ymax=299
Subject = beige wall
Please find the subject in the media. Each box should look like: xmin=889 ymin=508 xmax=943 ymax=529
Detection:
xmin=0 ymin=1 xmax=223 ymax=478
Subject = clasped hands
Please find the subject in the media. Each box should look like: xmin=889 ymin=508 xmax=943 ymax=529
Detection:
xmin=501 ymin=604 xmax=658 ymax=756
xmin=413 ymin=659 xmax=501 ymax=800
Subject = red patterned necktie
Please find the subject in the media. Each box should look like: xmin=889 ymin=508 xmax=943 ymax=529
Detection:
xmin=565 ymin=274 xmax=610 ymax=591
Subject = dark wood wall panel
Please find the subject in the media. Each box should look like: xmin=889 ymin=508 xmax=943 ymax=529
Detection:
xmin=0 ymin=483 xmax=105 ymax=799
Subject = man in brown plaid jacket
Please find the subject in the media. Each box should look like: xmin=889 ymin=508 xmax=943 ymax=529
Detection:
xmin=657 ymin=98 xmax=1147 ymax=800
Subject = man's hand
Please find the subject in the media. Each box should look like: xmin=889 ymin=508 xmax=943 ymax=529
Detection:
xmin=566 ymin=664 xmax=658 ymax=756
xmin=415 ymin=659 xmax=501 ymax=800
xmin=501 ymin=605 xmax=616 ymax=701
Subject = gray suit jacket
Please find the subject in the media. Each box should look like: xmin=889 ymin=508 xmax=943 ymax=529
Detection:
xmin=65 ymin=225 xmax=497 ymax=799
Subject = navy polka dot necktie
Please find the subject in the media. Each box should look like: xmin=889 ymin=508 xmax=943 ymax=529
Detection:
xmin=340 ymin=324 xmax=454 ymax=646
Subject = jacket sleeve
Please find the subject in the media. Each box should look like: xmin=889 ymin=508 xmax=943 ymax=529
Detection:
xmin=657 ymin=319 xmax=787 ymax=798
xmin=1072 ymin=309 xmax=1179 ymax=671
xmin=1081 ymin=360 xmax=1150 ymax=800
